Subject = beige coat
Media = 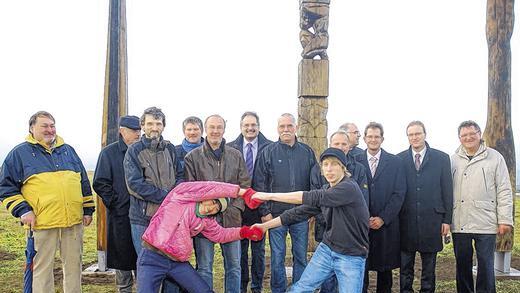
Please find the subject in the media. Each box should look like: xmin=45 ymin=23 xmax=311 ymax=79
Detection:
xmin=451 ymin=143 xmax=513 ymax=234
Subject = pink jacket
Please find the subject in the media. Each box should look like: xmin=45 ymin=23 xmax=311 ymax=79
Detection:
xmin=142 ymin=181 xmax=242 ymax=262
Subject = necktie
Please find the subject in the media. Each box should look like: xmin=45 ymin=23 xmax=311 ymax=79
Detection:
xmin=369 ymin=157 xmax=378 ymax=177
xmin=246 ymin=143 xmax=254 ymax=177
xmin=415 ymin=153 xmax=421 ymax=171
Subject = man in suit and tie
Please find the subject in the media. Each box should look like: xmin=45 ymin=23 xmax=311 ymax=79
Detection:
xmin=228 ymin=111 xmax=272 ymax=293
xmin=397 ymin=121 xmax=453 ymax=293
xmin=356 ymin=122 xmax=406 ymax=293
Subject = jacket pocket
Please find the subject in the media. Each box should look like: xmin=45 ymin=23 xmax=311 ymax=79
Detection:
xmin=474 ymin=200 xmax=495 ymax=211
xmin=145 ymin=202 xmax=160 ymax=218
xmin=434 ymin=206 xmax=446 ymax=214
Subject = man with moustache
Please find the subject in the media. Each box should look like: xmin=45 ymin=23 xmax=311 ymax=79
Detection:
xmin=339 ymin=122 xmax=363 ymax=157
xmin=397 ymin=121 xmax=453 ymax=293
xmin=356 ymin=122 xmax=406 ymax=293
xmin=184 ymin=114 xmax=250 ymax=293
xmin=93 ymin=116 xmax=141 ymax=292
xmin=0 ymin=111 xmax=95 ymax=293
xmin=175 ymin=116 xmax=204 ymax=170
xmin=124 ymin=107 xmax=183 ymax=293
xmin=451 ymin=120 xmax=513 ymax=293
xmin=228 ymin=111 xmax=273 ymax=293
xmin=254 ymin=113 xmax=318 ymax=293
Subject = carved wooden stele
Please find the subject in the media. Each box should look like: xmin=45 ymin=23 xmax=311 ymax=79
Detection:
xmin=298 ymin=59 xmax=329 ymax=251
xmin=484 ymin=0 xmax=515 ymax=252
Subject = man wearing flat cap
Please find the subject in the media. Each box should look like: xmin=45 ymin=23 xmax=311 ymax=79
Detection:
xmin=93 ymin=115 xmax=141 ymax=292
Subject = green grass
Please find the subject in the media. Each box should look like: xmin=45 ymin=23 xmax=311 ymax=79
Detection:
xmin=1 ymin=179 xmax=519 ymax=292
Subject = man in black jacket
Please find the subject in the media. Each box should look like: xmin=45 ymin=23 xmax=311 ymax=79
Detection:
xmin=228 ymin=111 xmax=272 ymax=293
xmin=253 ymin=113 xmax=317 ymax=293
xmin=397 ymin=121 xmax=453 ymax=293
xmin=93 ymin=116 xmax=140 ymax=293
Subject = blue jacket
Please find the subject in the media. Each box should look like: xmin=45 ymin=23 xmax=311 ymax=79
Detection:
xmin=357 ymin=148 xmax=406 ymax=271
xmin=124 ymin=135 xmax=183 ymax=226
xmin=227 ymin=132 xmax=273 ymax=225
xmin=397 ymin=143 xmax=453 ymax=253
xmin=0 ymin=135 xmax=94 ymax=230
xmin=253 ymin=139 xmax=317 ymax=218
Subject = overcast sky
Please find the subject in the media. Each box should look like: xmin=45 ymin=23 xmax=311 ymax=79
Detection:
xmin=0 ymin=1 xmax=518 ymax=180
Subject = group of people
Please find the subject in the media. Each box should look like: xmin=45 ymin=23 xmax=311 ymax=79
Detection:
xmin=0 ymin=108 xmax=514 ymax=293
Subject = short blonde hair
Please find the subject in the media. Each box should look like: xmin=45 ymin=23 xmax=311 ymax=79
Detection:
xmin=320 ymin=156 xmax=351 ymax=177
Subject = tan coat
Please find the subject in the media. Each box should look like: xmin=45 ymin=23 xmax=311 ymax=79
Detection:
xmin=451 ymin=144 xmax=513 ymax=234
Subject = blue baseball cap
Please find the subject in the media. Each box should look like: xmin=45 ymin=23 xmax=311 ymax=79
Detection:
xmin=119 ymin=115 xmax=140 ymax=130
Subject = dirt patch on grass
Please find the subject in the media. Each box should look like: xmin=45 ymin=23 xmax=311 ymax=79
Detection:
xmin=0 ymin=249 xmax=17 ymax=261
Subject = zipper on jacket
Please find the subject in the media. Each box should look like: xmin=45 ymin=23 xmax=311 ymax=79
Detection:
xmin=482 ymin=168 xmax=488 ymax=190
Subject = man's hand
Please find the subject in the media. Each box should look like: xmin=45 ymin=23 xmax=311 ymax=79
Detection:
xmin=261 ymin=214 xmax=273 ymax=223
xmin=497 ymin=224 xmax=512 ymax=235
xmin=83 ymin=216 xmax=93 ymax=226
xmin=369 ymin=217 xmax=384 ymax=230
xmin=21 ymin=211 xmax=36 ymax=229
xmin=441 ymin=223 xmax=450 ymax=236
xmin=251 ymin=223 xmax=267 ymax=234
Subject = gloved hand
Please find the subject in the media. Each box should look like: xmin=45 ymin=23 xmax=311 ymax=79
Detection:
xmin=243 ymin=188 xmax=263 ymax=209
xmin=239 ymin=226 xmax=264 ymax=241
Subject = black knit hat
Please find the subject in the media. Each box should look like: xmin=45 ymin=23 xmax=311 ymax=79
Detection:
xmin=319 ymin=147 xmax=347 ymax=168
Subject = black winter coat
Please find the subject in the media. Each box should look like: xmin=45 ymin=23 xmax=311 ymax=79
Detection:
xmin=93 ymin=136 xmax=137 ymax=270
xmin=357 ymin=149 xmax=406 ymax=271
xmin=397 ymin=144 xmax=453 ymax=253
xmin=227 ymin=132 xmax=272 ymax=225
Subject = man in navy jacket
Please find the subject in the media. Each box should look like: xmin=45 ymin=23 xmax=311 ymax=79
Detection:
xmin=397 ymin=121 xmax=453 ymax=293
xmin=228 ymin=111 xmax=272 ymax=293
xmin=357 ymin=122 xmax=406 ymax=293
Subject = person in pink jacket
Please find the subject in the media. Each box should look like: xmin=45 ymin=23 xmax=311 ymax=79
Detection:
xmin=137 ymin=181 xmax=263 ymax=293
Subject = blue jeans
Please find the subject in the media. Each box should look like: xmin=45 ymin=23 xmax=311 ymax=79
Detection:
xmin=269 ymin=220 xmax=309 ymax=293
xmin=131 ymin=223 xmax=180 ymax=293
xmin=452 ymin=233 xmax=496 ymax=293
xmin=289 ymin=242 xmax=366 ymax=293
xmin=137 ymin=248 xmax=212 ymax=293
xmin=194 ymin=236 xmax=241 ymax=293
xmin=240 ymin=237 xmax=265 ymax=292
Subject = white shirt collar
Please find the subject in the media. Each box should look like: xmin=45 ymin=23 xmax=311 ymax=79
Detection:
xmin=368 ymin=149 xmax=382 ymax=161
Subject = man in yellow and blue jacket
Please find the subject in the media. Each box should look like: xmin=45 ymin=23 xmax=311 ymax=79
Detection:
xmin=0 ymin=111 xmax=95 ymax=293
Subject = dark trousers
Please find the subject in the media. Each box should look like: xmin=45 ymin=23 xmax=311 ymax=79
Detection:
xmin=362 ymin=269 xmax=392 ymax=293
xmin=400 ymin=250 xmax=437 ymax=293
xmin=137 ymin=249 xmax=213 ymax=293
xmin=240 ymin=237 xmax=265 ymax=292
xmin=452 ymin=233 xmax=496 ymax=293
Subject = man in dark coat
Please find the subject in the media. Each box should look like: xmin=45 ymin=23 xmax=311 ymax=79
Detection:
xmin=227 ymin=111 xmax=273 ymax=293
xmin=93 ymin=115 xmax=141 ymax=292
xmin=397 ymin=121 xmax=453 ymax=293
xmin=356 ymin=122 xmax=406 ymax=293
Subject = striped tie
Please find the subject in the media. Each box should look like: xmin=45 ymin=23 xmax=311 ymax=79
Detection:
xmin=415 ymin=153 xmax=421 ymax=171
xmin=369 ymin=156 xmax=378 ymax=177
xmin=246 ymin=143 xmax=254 ymax=177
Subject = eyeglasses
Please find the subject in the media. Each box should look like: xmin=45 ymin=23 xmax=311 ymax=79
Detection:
xmin=365 ymin=135 xmax=382 ymax=140
xmin=407 ymin=132 xmax=424 ymax=138
xmin=459 ymin=131 xmax=480 ymax=139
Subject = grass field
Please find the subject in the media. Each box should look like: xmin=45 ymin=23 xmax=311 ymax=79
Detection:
xmin=1 ymin=178 xmax=519 ymax=292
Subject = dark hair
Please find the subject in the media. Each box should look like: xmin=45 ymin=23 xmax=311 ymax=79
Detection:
xmin=364 ymin=122 xmax=384 ymax=137
xmin=406 ymin=120 xmax=426 ymax=135
xmin=29 ymin=111 xmax=55 ymax=133
xmin=140 ymin=107 xmax=166 ymax=126
xmin=204 ymin=114 xmax=226 ymax=129
xmin=182 ymin=116 xmax=203 ymax=132
xmin=240 ymin=111 xmax=260 ymax=126
xmin=457 ymin=120 xmax=481 ymax=135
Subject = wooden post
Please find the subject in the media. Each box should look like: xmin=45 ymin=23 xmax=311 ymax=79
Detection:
xmin=96 ymin=0 xmax=128 ymax=272
xmin=297 ymin=0 xmax=330 ymax=252
xmin=484 ymin=0 xmax=515 ymax=272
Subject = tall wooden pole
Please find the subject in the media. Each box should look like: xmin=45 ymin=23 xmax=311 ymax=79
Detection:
xmin=96 ymin=0 xmax=128 ymax=271
xmin=297 ymin=0 xmax=330 ymax=251
xmin=484 ymin=0 xmax=515 ymax=273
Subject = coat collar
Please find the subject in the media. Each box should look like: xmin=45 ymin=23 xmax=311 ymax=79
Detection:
xmin=455 ymin=142 xmax=487 ymax=164
xmin=406 ymin=142 xmax=430 ymax=171
xmin=26 ymin=134 xmax=65 ymax=152
xmin=117 ymin=134 xmax=129 ymax=153
xmin=230 ymin=132 xmax=270 ymax=150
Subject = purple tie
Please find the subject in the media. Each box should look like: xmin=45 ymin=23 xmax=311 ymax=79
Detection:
xmin=246 ymin=143 xmax=254 ymax=177
xmin=415 ymin=153 xmax=421 ymax=171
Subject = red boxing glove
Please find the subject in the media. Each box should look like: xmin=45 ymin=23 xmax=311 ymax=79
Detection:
xmin=243 ymin=188 xmax=263 ymax=209
xmin=239 ymin=226 xmax=264 ymax=241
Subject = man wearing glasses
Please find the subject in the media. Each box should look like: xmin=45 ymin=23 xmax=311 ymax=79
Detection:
xmin=339 ymin=122 xmax=363 ymax=157
xmin=451 ymin=120 xmax=513 ymax=293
